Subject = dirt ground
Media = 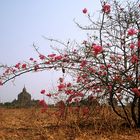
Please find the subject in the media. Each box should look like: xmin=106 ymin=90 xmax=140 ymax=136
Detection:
xmin=0 ymin=107 xmax=140 ymax=140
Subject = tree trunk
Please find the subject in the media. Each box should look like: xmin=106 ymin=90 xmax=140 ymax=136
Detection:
xmin=137 ymin=98 xmax=140 ymax=128
xmin=131 ymin=96 xmax=137 ymax=127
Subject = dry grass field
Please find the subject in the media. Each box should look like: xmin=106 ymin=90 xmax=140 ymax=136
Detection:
xmin=0 ymin=107 xmax=140 ymax=140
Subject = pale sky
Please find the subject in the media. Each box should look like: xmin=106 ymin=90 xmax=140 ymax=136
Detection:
xmin=0 ymin=0 xmax=100 ymax=103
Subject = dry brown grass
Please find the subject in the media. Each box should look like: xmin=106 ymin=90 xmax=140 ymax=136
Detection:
xmin=0 ymin=107 xmax=140 ymax=140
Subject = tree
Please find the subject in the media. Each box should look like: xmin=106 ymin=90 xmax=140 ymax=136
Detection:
xmin=0 ymin=0 xmax=140 ymax=127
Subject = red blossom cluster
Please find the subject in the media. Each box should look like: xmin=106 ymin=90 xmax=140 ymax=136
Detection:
xmin=92 ymin=45 xmax=103 ymax=55
xmin=129 ymin=43 xmax=135 ymax=50
xmin=102 ymin=3 xmax=111 ymax=14
xmin=22 ymin=64 xmax=27 ymax=69
xmin=127 ymin=28 xmax=138 ymax=36
xmin=40 ymin=89 xmax=46 ymax=94
xmin=131 ymin=55 xmax=138 ymax=64
xmin=82 ymin=8 xmax=87 ymax=14
xmin=39 ymin=54 xmax=46 ymax=60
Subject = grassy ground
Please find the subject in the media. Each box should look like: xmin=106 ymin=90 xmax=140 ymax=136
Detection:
xmin=0 ymin=107 xmax=140 ymax=140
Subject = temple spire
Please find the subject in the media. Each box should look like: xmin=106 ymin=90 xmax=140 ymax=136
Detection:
xmin=23 ymin=85 xmax=26 ymax=92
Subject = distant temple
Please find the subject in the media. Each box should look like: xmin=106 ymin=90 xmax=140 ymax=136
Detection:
xmin=17 ymin=86 xmax=32 ymax=107
xmin=10 ymin=86 xmax=39 ymax=108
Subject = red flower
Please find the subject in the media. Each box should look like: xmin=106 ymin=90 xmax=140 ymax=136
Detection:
xmin=48 ymin=54 xmax=56 ymax=57
xmin=129 ymin=43 xmax=135 ymax=49
xmin=77 ymin=76 xmax=82 ymax=83
xmin=40 ymin=89 xmax=46 ymax=94
xmin=46 ymin=93 xmax=51 ymax=97
xmin=88 ymin=67 xmax=96 ymax=73
xmin=34 ymin=65 xmax=39 ymax=71
xmin=131 ymin=88 xmax=140 ymax=97
xmin=131 ymin=55 xmax=138 ymax=64
xmin=113 ymin=75 xmax=121 ymax=82
xmin=39 ymin=99 xmax=47 ymax=106
xmin=67 ymin=82 xmax=72 ymax=87
xmin=22 ymin=64 xmax=27 ymax=69
xmin=82 ymin=8 xmax=87 ymax=14
xmin=75 ymin=92 xmax=84 ymax=97
xmin=12 ymin=69 xmax=16 ymax=73
xmin=65 ymin=90 xmax=73 ymax=95
xmin=100 ymin=64 xmax=106 ymax=70
xmin=102 ymin=4 xmax=111 ymax=14
xmin=15 ymin=63 xmax=20 ymax=69
xmin=80 ymin=60 xmax=87 ymax=67
xmin=39 ymin=54 xmax=46 ymax=60
xmin=107 ymin=64 xmax=111 ymax=68
xmin=92 ymin=45 xmax=103 ymax=55
xmin=5 ymin=68 xmax=10 ymax=74
xmin=103 ymin=71 xmax=107 ymax=76
xmin=29 ymin=58 xmax=34 ymax=61
xmin=127 ymin=28 xmax=137 ymax=36
xmin=55 ymin=55 xmax=63 ymax=61
xmin=58 ymin=84 xmax=65 ymax=91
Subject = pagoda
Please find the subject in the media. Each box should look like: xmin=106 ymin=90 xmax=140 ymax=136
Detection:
xmin=17 ymin=86 xmax=31 ymax=107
